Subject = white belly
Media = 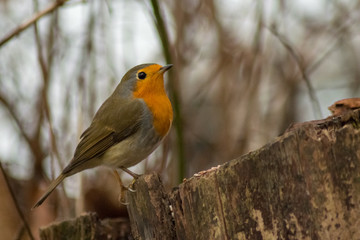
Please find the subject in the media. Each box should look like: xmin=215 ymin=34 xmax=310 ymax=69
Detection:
xmin=100 ymin=132 xmax=162 ymax=168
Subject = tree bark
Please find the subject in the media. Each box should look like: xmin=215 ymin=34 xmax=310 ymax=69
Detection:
xmin=40 ymin=110 xmax=360 ymax=239
xmin=39 ymin=212 xmax=130 ymax=240
xmin=126 ymin=174 xmax=176 ymax=239
xmin=127 ymin=110 xmax=360 ymax=239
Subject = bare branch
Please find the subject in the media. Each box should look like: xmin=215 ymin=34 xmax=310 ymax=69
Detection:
xmin=32 ymin=4 xmax=64 ymax=170
xmin=0 ymin=95 xmax=32 ymax=148
xmin=268 ymin=25 xmax=323 ymax=119
xmin=0 ymin=0 xmax=69 ymax=47
xmin=150 ymin=0 xmax=186 ymax=183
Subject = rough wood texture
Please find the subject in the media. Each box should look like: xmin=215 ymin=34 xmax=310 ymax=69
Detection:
xmin=39 ymin=212 xmax=130 ymax=240
xmin=127 ymin=110 xmax=360 ymax=239
xmin=126 ymin=174 xmax=176 ymax=239
xmin=39 ymin=110 xmax=360 ymax=239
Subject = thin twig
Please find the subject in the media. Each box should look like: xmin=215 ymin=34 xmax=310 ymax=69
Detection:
xmin=268 ymin=25 xmax=323 ymax=119
xmin=32 ymin=0 xmax=73 ymax=215
xmin=307 ymin=17 xmax=355 ymax=75
xmin=32 ymin=0 xmax=64 ymax=170
xmin=0 ymin=162 xmax=35 ymax=240
xmin=0 ymin=92 xmax=45 ymax=173
xmin=0 ymin=95 xmax=32 ymax=151
xmin=0 ymin=0 xmax=69 ymax=47
xmin=150 ymin=0 xmax=186 ymax=183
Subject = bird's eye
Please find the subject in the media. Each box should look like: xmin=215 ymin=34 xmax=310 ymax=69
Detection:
xmin=138 ymin=72 xmax=146 ymax=79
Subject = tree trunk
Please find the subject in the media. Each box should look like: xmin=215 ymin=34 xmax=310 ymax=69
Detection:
xmin=40 ymin=110 xmax=360 ymax=239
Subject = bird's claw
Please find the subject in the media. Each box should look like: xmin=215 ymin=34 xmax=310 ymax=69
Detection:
xmin=113 ymin=168 xmax=139 ymax=205
xmin=118 ymin=185 xmax=130 ymax=205
xmin=118 ymin=194 xmax=129 ymax=205
xmin=127 ymin=186 xmax=136 ymax=192
xmin=127 ymin=178 xmax=137 ymax=192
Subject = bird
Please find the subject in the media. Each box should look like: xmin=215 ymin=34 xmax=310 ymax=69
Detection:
xmin=33 ymin=63 xmax=173 ymax=209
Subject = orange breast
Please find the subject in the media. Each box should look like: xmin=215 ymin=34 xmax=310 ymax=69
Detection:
xmin=143 ymin=94 xmax=173 ymax=137
xmin=133 ymin=69 xmax=173 ymax=137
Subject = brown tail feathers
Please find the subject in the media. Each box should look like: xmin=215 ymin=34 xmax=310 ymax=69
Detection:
xmin=32 ymin=174 xmax=66 ymax=209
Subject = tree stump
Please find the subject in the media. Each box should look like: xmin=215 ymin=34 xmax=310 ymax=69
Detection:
xmin=126 ymin=174 xmax=175 ymax=239
xmin=39 ymin=110 xmax=360 ymax=239
xmin=127 ymin=110 xmax=360 ymax=239
xmin=39 ymin=212 xmax=131 ymax=240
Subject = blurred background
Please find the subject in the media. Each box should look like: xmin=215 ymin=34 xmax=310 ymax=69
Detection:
xmin=1 ymin=0 xmax=360 ymax=239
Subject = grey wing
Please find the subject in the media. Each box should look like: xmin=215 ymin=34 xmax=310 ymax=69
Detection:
xmin=62 ymin=99 xmax=144 ymax=175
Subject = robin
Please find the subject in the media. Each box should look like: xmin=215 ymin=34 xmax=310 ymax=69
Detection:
xmin=33 ymin=63 xmax=173 ymax=208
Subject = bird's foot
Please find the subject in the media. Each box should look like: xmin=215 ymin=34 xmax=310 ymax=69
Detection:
xmin=112 ymin=169 xmax=129 ymax=205
xmin=127 ymin=178 xmax=137 ymax=192
xmin=118 ymin=185 xmax=129 ymax=205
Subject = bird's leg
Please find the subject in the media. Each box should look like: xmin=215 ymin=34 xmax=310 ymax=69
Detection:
xmin=120 ymin=167 xmax=140 ymax=192
xmin=120 ymin=166 xmax=141 ymax=179
xmin=112 ymin=170 xmax=129 ymax=205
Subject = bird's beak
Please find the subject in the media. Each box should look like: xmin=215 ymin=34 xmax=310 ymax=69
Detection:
xmin=159 ymin=64 xmax=173 ymax=73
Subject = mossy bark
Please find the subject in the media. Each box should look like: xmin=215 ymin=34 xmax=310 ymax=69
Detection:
xmin=39 ymin=212 xmax=130 ymax=240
